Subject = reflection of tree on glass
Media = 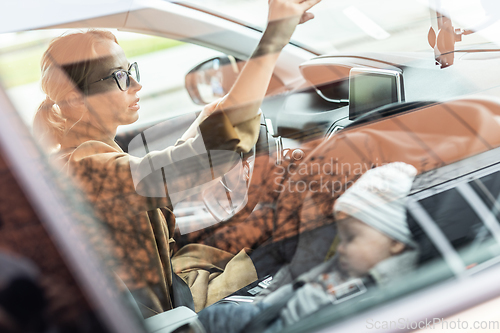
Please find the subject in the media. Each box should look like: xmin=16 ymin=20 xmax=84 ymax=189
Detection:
xmin=31 ymin=0 xmax=322 ymax=317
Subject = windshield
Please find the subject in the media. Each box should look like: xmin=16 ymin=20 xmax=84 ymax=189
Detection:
xmin=179 ymin=0 xmax=498 ymax=54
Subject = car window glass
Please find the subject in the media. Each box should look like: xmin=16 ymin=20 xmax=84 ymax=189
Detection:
xmin=2 ymin=4 xmax=500 ymax=332
xmin=407 ymin=210 xmax=447 ymax=268
xmin=0 ymin=26 xmax=251 ymax=325
xmin=419 ymin=187 xmax=500 ymax=268
xmin=471 ymin=170 xmax=500 ymax=211
xmin=289 ymin=167 xmax=500 ymax=332
xmin=0 ymin=151 xmax=114 ymax=333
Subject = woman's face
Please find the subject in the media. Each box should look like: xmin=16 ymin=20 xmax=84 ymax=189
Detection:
xmin=83 ymin=39 xmax=142 ymax=133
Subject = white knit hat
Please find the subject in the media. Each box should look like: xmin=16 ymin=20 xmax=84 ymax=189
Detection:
xmin=333 ymin=162 xmax=418 ymax=248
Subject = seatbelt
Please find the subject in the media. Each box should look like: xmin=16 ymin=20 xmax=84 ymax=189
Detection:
xmin=171 ymin=263 xmax=195 ymax=311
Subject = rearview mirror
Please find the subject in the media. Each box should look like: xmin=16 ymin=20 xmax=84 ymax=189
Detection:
xmin=185 ymin=55 xmax=241 ymax=105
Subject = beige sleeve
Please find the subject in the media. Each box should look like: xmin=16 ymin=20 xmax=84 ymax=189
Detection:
xmin=198 ymin=110 xmax=262 ymax=153
xmin=68 ymin=111 xmax=261 ymax=210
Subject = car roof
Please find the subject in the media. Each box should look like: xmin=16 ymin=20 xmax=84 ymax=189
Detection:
xmin=0 ymin=0 xmax=137 ymax=33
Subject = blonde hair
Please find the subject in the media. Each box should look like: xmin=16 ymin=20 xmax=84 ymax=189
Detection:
xmin=33 ymin=30 xmax=118 ymax=153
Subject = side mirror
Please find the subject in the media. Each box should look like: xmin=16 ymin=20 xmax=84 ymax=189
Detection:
xmin=185 ymin=55 xmax=241 ymax=105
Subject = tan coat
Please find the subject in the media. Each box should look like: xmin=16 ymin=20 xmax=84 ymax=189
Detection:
xmin=54 ymin=112 xmax=260 ymax=316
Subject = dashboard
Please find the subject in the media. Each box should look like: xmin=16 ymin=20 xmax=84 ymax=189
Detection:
xmin=271 ymin=50 xmax=500 ymax=148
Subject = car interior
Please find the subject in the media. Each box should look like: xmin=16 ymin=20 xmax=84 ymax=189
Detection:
xmin=2 ymin=1 xmax=500 ymax=332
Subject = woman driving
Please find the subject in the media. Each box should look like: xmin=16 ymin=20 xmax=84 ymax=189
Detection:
xmin=32 ymin=0 xmax=321 ymax=317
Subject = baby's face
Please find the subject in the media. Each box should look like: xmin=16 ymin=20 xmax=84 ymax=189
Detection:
xmin=336 ymin=212 xmax=404 ymax=277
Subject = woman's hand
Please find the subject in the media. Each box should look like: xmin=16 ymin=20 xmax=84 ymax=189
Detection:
xmin=268 ymin=0 xmax=321 ymax=26
xmin=256 ymin=0 xmax=322 ymax=56
xmin=199 ymin=98 xmax=222 ymax=122
xmin=205 ymin=0 xmax=322 ymax=127
xmin=180 ymin=98 xmax=222 ymax=142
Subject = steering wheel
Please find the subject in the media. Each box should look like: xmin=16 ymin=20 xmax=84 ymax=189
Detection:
xmin=201 ymin=114 xmax=270 ymax=222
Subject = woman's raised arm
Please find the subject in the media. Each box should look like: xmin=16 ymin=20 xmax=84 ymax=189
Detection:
xmin=214 ymin=0 xmax=321 ymax=125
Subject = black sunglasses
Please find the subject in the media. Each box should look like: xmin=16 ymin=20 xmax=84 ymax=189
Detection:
xmin=89 ymin=62 xmax=140 ymax=91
